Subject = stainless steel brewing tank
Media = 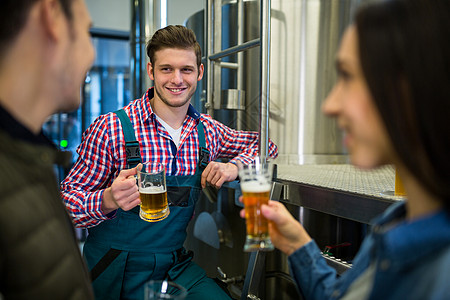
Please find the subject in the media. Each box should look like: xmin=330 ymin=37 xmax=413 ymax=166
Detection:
xmin=186 ymin=0 xmax=261 ymax=130
xmin=187 ymin=0 xmax=361 ymax=164
xmin=269 ymin=0 xmax=361 ymax=164
xmin=185 ymin=9 xmax=207 ymax=114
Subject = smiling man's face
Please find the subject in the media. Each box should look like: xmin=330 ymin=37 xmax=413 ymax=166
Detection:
xmin=148 ymin=47 xmax=204 ymax=109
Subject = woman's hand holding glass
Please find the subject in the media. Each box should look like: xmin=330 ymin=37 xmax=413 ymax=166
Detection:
xmin=240 ymin=198 xmax=312 ymax=256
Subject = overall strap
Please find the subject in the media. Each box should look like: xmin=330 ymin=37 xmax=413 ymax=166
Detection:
xmin=90 ymin=248 xmax=123 ymax=282
xmin=114 ymin=109 xmax=142 ymax=169
xmin=197 ymin=121 xmax=209 ymax=170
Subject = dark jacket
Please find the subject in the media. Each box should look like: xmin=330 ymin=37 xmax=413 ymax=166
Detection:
xmin=0 ymin=130 xmax=94 ymax=299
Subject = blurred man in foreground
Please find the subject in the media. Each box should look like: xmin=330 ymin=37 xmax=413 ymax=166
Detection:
xmin=0 ymin=0 xmax=95 ymax=298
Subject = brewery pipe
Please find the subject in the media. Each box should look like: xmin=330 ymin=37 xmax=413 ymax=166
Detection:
xmin=205 ymin=0 xmax=212 ymax=116
xmin=259 ymin=0 xmax=271 ymax=160
xmin=205 ymin=0 xmax=271 ymax=156
xmin=236 ymin=0 xmax=244 ymax=130
xmin=208 ymin=39 xmax=260 ymax=61
xmin=130 ymin=0 xmax=162 ymax=100
xmin=130 ymin=0 xmax=149 ymax=100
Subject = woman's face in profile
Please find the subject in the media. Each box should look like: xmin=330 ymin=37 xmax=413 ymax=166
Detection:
xmin=322 ymin=26 xmax=395 ymax=169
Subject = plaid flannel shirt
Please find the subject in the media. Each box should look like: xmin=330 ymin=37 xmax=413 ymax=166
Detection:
xmin=61 ymin=88 xmax=278 ymax=228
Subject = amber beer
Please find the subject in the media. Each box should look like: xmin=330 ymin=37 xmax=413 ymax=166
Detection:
xmin=239 ymin=157 xmax=274 ymax=251
xmin=394 ymin=170 xmax=406 ymax=196
xmin=138 ymin=162 xmax=168 ymax=222
xmin=139 ymin=186 xmax=169 ymax=222
xmin=241 ymin=181 xmax=273 ymax=251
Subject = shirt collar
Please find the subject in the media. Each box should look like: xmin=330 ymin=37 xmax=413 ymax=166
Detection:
xmin=186 ymin=103 xmax=201 ymax=120
xmin=140 ymin=87 xmax=202 ymax=123
xmin=0 ymin=103 xmax=54 ymax=147
xmin=372 ymin=201 xmax=450 ymax=268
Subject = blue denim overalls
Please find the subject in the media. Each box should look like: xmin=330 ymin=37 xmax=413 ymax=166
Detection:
xmin=83 ymin=110 xmax=230 ymax=300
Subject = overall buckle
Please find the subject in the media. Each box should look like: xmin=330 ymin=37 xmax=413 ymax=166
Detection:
xmin=199 ymin=147 xmax=210 ymax=169
xmin=125 ymin=141 xmax=141 ymax=168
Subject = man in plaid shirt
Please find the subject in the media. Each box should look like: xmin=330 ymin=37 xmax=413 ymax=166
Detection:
xmin=61 ymin=25 xmax=278 ymax=299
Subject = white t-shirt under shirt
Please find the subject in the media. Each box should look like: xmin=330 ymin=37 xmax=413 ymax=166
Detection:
xmin=154 ymin=114 xmax=182 ymax=148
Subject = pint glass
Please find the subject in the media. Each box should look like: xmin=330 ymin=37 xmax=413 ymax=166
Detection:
xmin=138 ymin=162 xmax=169 ymax=222
xmin=395 ymin=169 xmax=406 ymax=196
xmin=238 ymin=157 xmax=274 ymax=251
xmin=144 ymin=280 xmax=187 ymax=300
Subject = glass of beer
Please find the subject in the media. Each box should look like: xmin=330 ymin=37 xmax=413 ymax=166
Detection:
xmin=395 ymin=169 xmax=406 ymax=196
xmin=144 ymin=280 xmax=187 ymax=300
xmin=138 ymin=162 xmax=169 ymax=222
xmin=238 ymin=157 xmax=274 ymax=252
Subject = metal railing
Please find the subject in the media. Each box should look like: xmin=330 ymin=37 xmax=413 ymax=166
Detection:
xmin=205 ymin=0 xmax=271 ymax=158
xmin=205 ymin=1 xmax=272 ymax=298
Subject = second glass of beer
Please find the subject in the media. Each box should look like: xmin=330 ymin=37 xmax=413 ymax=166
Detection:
xmin=239 ymin=157 xmax=274 ymax=252
xmin=138 ymin=162 xmax=169 ymax=222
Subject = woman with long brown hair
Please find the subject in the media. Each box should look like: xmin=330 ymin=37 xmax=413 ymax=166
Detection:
xmin=255 ymin=0 xmax=450 ymax=298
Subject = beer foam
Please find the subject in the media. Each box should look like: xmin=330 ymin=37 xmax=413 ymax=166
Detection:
xmin=240 ymin=182 xmax=271 ymax=193
xmin=139 ymin=186 xmax=166 ymax=194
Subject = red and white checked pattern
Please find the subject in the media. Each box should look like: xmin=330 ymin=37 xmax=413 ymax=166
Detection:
xmin=61 ymin=88 xmax=278 ymax=228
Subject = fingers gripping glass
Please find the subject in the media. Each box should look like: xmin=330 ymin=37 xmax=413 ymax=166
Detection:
xmin=138 ymin=162 xmax=169 ymax=222
xmin=238 ymin=157 xmax=274 ymax=252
